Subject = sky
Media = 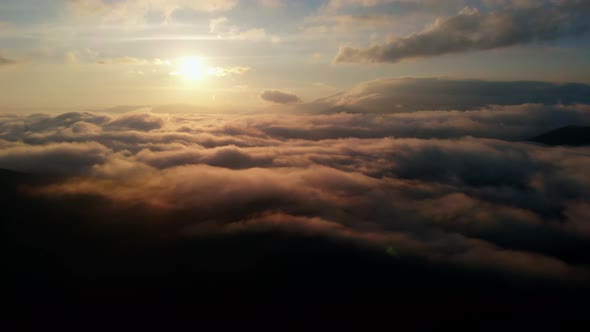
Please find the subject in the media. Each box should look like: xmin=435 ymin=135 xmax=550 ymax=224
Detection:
xmin=1 ymin=0 xmax=590 ymax=110
xmin=2 ymin=1 xmax=590 ymax=328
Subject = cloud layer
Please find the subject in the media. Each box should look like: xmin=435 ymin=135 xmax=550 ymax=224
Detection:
xmin=3 ymin=78 xmax=590 ymax=326
xmin=2 ymin=78 xmax=590 ymax=287
xmin=309 ymin=77 xmax=590 ymax=112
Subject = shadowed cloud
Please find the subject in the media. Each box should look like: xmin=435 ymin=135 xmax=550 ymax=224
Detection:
xmin=0 ymin=55 xmax=18 ymax=66
xmin=260 ymin=90 xmax=302 ymax=104
xmin=309 ymin=77 xmax=590 ymax=112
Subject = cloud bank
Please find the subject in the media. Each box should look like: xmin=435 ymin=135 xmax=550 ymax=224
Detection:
xmin=335 ymin=1 xmax=590 ymax=63
xmin=309 ymin=77 xmax=590 ymax=112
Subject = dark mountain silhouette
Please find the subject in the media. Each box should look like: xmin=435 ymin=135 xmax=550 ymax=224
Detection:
xmin=528 ymin=126 xmax=590 ymax=146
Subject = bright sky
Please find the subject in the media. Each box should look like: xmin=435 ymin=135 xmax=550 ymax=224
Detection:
xmin=0 ymin=0 xmax=589 ymax=110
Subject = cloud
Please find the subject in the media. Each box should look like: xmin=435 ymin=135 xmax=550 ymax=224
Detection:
xmin=96 ymin=57 xmax=155 ymax=65
xmin=321 ymin=0 xmax=466 ymax=14
xmin=64 ymin=48 xmax=174 ymax=67
xmin=2 ymin=79 xmax=589 ymax=146
xmin=5 ymin=176 xmax=588 ymax=328
xmin=67 ymin=0 xmax=239 ymax=14
xmin=2 ymin=80 xmax=590 ymax=287
xmin=303 ymin=15 xmax=395 ymax=34
xmin=209 ymin=17 xmax=278 ymax=41
xmin=335 ymin=1 xmax=590 ymax=63
xmin=310 ymin=77 xmax=590 ymax=112
xmin=67 ymin=53 xmax=249 ymax=79
xmin=323 ymin=0 xmax=407 ymax=11
xmin=260 ymin=90 xmax=302 ymax=104
xmin=0 ymin=142 xmax=108 ymax=174
xmin=104 ymin=112 xmax=166 ymax=131
xmin=259 ymin=0 xmax=285 ymax=8
xmin=31 ymin=158 xmax=590 ymax=281
xmin=209 ymin=17 xmax=229 ymax=33
xmin=134 ymin=145 xmax=275 ymax=169
xmin=4 ymin=105 xmax=590 ymax=328
xmin=0 ymin=55 xmax=18 ymax=66
xmin=66 ymin=0 xmax=238 ymax=23
xmin=207 ymin=66 xmax=251 ymax=77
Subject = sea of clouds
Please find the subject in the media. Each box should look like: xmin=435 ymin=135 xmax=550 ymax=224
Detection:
xmin=2 ymin=78 xmax=590 ymax=285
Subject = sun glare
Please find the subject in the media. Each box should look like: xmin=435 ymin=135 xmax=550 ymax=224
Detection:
xmin=171 ymin=57 xmax=208 ymax=80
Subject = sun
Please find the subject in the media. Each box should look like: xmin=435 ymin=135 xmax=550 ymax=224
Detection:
xmin=171 ymin=56 xmax=207 ymax=80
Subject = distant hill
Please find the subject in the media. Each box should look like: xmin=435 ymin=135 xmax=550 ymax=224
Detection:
xmin=528 ymin=126 xmax=590 ymax=146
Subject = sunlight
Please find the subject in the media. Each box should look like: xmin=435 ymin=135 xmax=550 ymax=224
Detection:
xmin=171 ymin=56 xmax=208 ymax=81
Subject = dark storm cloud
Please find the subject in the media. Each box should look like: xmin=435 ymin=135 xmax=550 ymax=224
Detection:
xmin=335 ymin=1 xmax=590 ymax=63
xmin=260 ymin=90 xmax=302 ymax=104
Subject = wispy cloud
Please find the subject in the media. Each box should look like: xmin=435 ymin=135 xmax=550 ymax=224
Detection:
xmin=302 ymin=15 xmax=395 ymax=34
xmin=65 ymin=0 xmax=239 ymax=23
xmin=210 ymin=17 xmax=280 ymax=42
xmin=259 ymin=0 xmax=285 ymax=8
